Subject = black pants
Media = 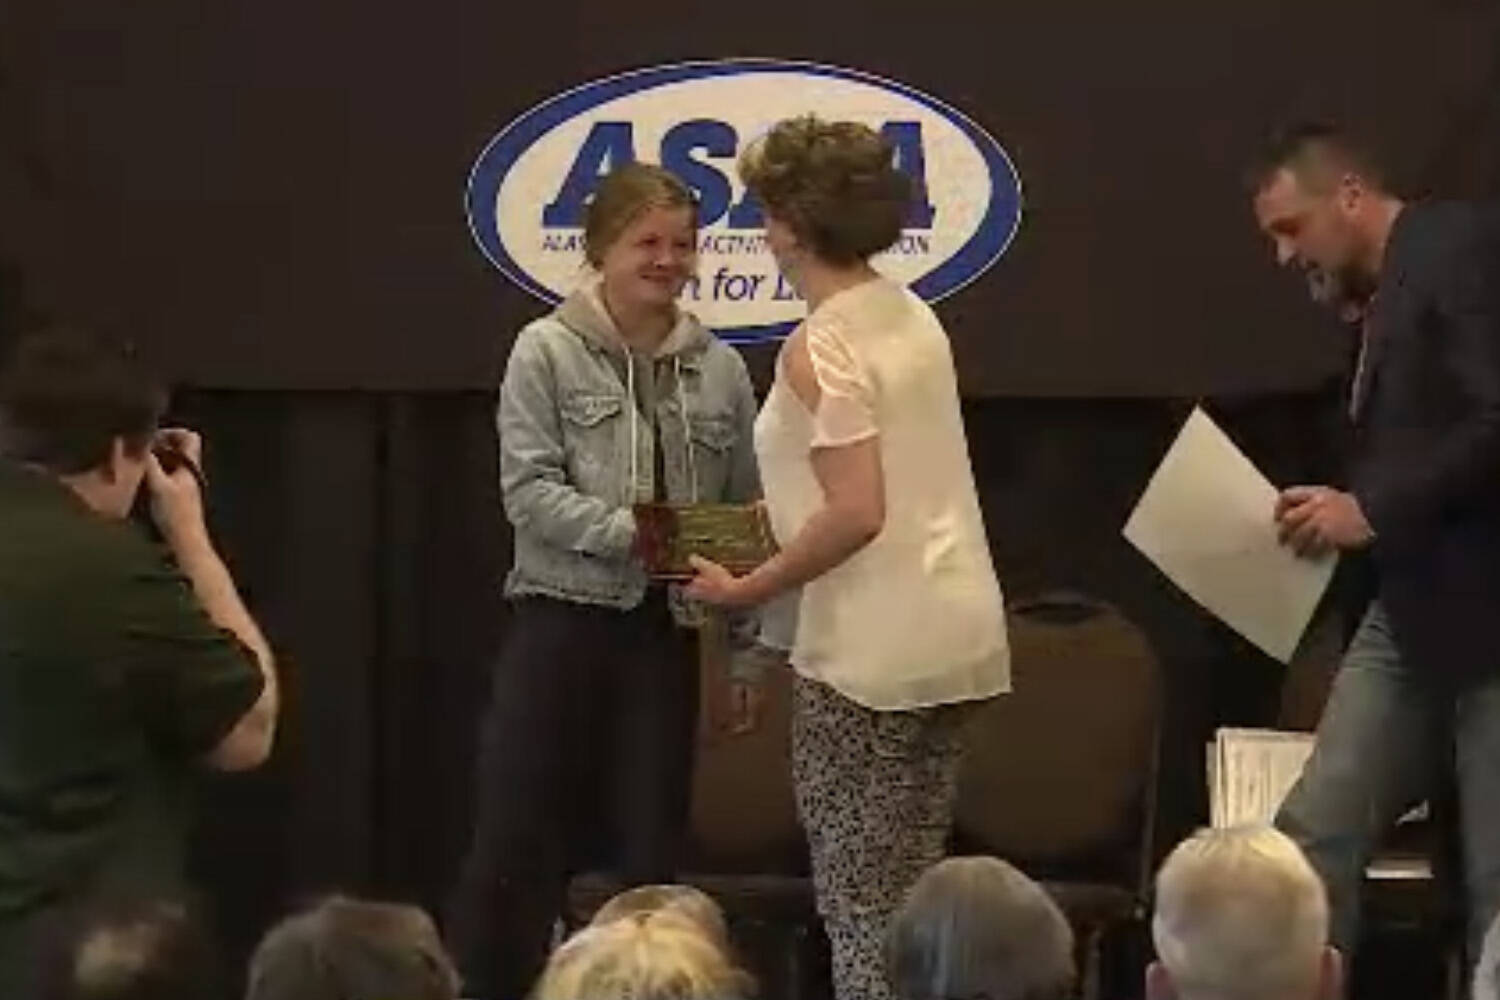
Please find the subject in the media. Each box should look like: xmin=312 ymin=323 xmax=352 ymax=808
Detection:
xmin=444 ymin=592 xmax=699 ymax=1000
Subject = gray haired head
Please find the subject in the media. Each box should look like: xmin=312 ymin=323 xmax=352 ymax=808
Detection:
xmin=246 ymin=896 xmax=459 ymax=1000
xmin=887 ymin=856 xmax=1075 ymax=1000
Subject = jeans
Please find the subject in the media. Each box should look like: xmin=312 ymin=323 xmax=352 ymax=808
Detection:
xmin=1276 ymin=602 xmax=1500 ymax=963
xmin=444 ymin=593 xmax=699 ymax=1000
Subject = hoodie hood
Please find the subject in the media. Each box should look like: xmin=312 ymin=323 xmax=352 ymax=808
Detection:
xmin=550 ymin=281 xmax=710 ymax=505
xmin=552 ymin=281 xmax=712 ymax=360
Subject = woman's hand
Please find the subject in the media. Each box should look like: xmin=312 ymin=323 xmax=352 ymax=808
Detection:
xmin=685 ymin=555 xmax=756 ymax=608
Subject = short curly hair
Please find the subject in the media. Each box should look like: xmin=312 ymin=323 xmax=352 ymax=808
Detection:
xmin=739 ymin=116 xmax=912 ymax=266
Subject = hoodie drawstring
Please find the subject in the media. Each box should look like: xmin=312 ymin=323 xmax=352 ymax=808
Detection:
xmin=675 ymin=356 xmax=698 ymax=503
xmin=625 ymin=349 xmax=697 ymax=505
xmin=626 ymin=351 xmax=639 ymax=502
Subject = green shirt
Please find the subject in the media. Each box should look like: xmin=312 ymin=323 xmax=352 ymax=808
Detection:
xmin=0 ymin=461 xmax=261 ymax=976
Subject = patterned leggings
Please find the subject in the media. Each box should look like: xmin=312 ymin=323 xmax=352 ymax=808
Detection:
xmin=790 ymin=674 xmax=975 ymax=1000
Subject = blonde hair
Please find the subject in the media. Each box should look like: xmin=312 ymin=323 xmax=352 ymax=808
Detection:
xmin=1152 ymin=826 xmax=1328 ymax=1000
xmin=582 ymin=163 xmax=697 ymax=268
xmin=590 ymin=884 xmax=730 ymax=952
xmin=532 ymin=911 xmax=754 ymax=1000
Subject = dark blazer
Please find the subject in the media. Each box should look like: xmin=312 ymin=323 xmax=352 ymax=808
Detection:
xmin=1352 ymin=200 xmax=1500 ymax=683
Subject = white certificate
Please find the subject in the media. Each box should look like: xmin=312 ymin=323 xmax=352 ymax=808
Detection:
xmin=1123 ymin=407 xmax=1337 ymax=663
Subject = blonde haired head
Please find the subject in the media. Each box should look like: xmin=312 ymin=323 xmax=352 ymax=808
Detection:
xmin=532 ymin=910 xmax=754 ymax=1000
xmin=590 ymin=883 xmax=731 ymax=952
xmin=1150 ymin=826 xmax=1336 ymax=1000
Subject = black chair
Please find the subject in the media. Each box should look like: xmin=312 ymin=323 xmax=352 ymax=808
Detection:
xmin=952 ymin=591 xmax=1163 ymax=1000
xmin=568 ymin=624 xmax=823 ymax=999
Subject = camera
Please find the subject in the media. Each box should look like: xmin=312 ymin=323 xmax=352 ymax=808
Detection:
xmin=130 ymin=436 xmax=206 ymax=536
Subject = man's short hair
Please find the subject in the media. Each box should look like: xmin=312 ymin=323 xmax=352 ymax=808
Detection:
xmin=887 ymin=856 xmax=1076 ymax=1000
xmin=245 ymin=896 xmax=460 ymax=1000
xmin=0 ymin=327 xmax=165 ymax=474
xmin=1245 ymin=121 xmax=1389 ymax=195
xmin=34 ymin=896 xmax=221 ymax=1000
xmin=1152 ymin=826 xmax=1329 ymax=1000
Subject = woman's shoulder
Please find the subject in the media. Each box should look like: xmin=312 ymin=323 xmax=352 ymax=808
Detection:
xmin=813 ymin=277 xmax=918 ymax=332
xmin=693 ymin=329 xmax=754 ymax=377
xmin=507 ymin=313 xmax=596 ymax=376
xmin=511 ymin=312 xmax=573 ymax=350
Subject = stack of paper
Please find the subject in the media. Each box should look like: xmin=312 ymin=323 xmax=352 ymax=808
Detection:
xmin=1207 ymin=728 xmax=1315 ymax=828
xmin=1205 ymin=727 xmax=1434 ymax=881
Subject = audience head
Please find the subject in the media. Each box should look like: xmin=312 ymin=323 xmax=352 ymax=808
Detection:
xmin=887 ymin=855 xmax=1075 ymax=1000
xmin=1149 ymin=826 xmax=1339 ymax=1000
xmin=245 ymin=896 xmax=459 ymax=1000
xmin=532 ymin=908 xmax=754 ymax=1000
xmin=590 ymin=883 xmax=731 ymax=952
xmin=0 ymin=326 xmax=165 ymax=516
xmin=739 ymin=115 xmax=912 ymax=285
xmin=35 ymin=895 xmax=221 ymax=1000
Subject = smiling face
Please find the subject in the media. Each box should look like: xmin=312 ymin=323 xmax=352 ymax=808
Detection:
xmin=595 ymin=202 xmax=697 ymax=311
xmin=583 ymin=163 xmax=699 ymax=313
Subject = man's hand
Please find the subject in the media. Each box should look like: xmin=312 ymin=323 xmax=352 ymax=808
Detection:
xmin=146 ymin=428 xmax=207 ymax=546
xmin=1275 ymin=485 xmax=1373 ymax=557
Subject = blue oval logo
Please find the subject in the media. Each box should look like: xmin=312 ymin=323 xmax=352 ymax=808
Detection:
xmin=466 ymin=58 xmax=1023 ymax=343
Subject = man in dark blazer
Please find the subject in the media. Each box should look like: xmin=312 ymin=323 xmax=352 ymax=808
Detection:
xmin=1249 ymin=122 xmax=1500 ymax=967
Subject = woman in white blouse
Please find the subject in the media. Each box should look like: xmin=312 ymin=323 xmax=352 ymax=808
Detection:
xmin=687 ymin=116 xmax=1011 ymax=1000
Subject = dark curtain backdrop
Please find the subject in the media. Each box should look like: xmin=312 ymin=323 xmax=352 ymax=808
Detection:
xmin=3 ymin=0 xmax=1499 ymax=393
xmin=173 ymin=392 xmax=511 ymax=949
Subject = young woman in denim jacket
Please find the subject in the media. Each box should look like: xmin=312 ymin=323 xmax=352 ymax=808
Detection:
xmin=446 ymin=164 xmax=761 ymax=1000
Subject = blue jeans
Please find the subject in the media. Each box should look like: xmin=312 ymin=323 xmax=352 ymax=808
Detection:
xmin=1276 ymin=602 xmax=1500 ymax=962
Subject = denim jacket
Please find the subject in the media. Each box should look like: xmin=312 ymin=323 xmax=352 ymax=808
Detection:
xmin=497 ymin=285 xmax=763 ymax=674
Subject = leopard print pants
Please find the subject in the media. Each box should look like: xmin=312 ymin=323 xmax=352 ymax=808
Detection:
xmin=790 ymin=674 xmax=976 ymax=1000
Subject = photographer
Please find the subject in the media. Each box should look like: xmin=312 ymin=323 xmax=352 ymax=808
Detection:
xmin=0 ymin=328 xmax=278 ymax=996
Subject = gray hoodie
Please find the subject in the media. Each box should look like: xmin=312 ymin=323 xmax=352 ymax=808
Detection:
xmin=497 ymin=285 xmax=761 ymax=650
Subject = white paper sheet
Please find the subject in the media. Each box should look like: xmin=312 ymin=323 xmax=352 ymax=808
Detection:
xmin=1124 ymin=407 xmax=1337 ymax=663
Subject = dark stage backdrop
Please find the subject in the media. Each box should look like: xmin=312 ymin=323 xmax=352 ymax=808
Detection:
xmin=2 ymin=1 xmax=1500 ymax=393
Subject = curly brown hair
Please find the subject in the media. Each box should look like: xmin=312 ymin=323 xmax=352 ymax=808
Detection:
xmin=739 ymin=116 xmax=912 ymax=266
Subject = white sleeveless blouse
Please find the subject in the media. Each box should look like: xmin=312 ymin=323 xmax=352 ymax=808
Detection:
xmin=754 ymin=277 xmax=1010 ymax=711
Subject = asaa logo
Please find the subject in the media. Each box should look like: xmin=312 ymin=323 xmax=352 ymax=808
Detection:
xmin=466 ymin=59 xmax=1022 ymax=343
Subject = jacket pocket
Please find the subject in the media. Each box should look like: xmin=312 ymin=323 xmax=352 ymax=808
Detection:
xmin=560 ymin=391 xmax=626 ymax=497
xmin=561 ymin=392 xmax=624 ymax=428
xmin=687 ymin=412 xmax=736 ymax=499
